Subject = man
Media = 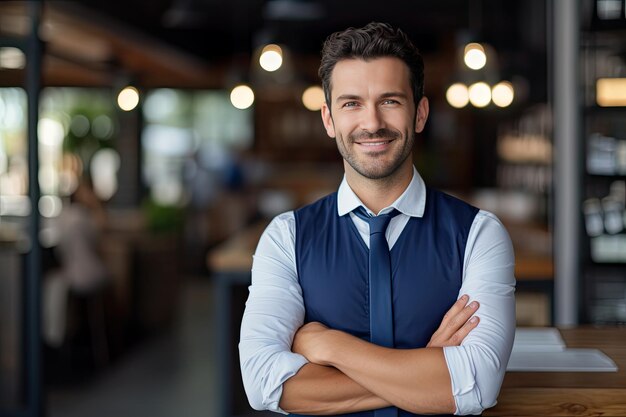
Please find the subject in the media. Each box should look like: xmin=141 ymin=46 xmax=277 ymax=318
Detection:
xmin=240 ymin=22 xmax=515 ymax=416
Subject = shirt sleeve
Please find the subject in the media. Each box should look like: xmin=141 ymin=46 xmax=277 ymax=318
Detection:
xmin=239 ymin=211 xmax=308 ymax=414
xmin=443 ymin=210 xmax=516 ymax=415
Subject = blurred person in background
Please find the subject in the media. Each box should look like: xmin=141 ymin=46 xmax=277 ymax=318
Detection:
xmin=43 ymin=153 xmax=108 ymax=349
xmin=240 ymin=22 xmax=515 ymax=416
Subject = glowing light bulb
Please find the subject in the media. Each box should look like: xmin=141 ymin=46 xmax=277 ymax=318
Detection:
xmin=230 ymin=84 xmax=254 ymax=109
xmin=492 ymin=81 xmax=515 ymax=107
xmin=468 ymin=82 xmax=491 ymax=107
xmin=464 ymin=43 xmax=487 ymax=70
xmin=446 ymin=83 xmax=469 ymax=108
xmin=259 ymin=44 xmax=283 ymax=72
xmin=117 ymin=86 xmax=139 ymax=111
xmin=302 ymin=86 xmax=325 ymax=111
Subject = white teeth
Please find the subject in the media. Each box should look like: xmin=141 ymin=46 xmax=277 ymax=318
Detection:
xmin=361 ymin=142 xmax=387 ymax=146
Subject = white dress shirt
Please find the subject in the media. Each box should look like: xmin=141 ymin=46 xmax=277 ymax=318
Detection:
xmin=239 ymin=167 xmax=516 ymax=415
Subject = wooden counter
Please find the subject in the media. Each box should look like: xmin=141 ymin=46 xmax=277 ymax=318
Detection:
xmin=485 ymin=327 xmax=626 ymax=417
xmin=207 ymin=221 xmax=267 ymax=273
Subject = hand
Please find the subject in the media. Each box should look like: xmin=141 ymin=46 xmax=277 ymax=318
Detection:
xmin=427 ymin=295 xmax=479 ymax=348
xmin=292 ymin=321 xmax=333 ymax=365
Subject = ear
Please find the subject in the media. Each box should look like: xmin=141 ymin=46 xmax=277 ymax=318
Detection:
xmin=321 ymin=102 xmax=336 ymax=138
xmin=414 ymin=96 xmax=430 ymax=133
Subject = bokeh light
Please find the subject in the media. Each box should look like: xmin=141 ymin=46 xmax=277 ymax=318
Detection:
xmin=117 ymin=86 xmax=140 ymax=111
xmin=38 ymin=118 xmax=65 ymax=147
xmin=70 ymin=114 xmax=90 ymax=137
xmin=0 ymin=47 xmax=25 ymax=69
xmin=230 ymin=85 xmax=255 ymax=110
xmin=91 ymin=148 xmax=121 ymax=201
xmin=259 ymin=44 xmax=283 ymax=72
xmin=302 ymin=86 xmax=325 ymax=111
xmin=464 ymin=43 xmax=487 ymax=70
xmin=596 ymin=78 xmax=626 ymax=107
xmin=468 ymin=82 xmax=491 ymax=107
xmin=446 ymin=83 xmax=469 ymax=108
xmin=492 ymin=81 xmax=515 ymax=107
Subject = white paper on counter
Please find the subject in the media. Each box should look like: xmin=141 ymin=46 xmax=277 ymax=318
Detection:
xmin=513 ymin=327 xmax=566 ymax=352
xmin=507 ymin=348 xmax=618 ymax=372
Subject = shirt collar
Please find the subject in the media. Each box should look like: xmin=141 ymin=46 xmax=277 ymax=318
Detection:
xmin=337 ymin=166 xmax=426 ymax=218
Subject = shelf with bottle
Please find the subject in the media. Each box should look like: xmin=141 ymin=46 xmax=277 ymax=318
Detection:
xmin=585 ymin=93 xmax=626 ymax=176
xmin=588 ymin=235 xmax=626 ymax=264
xmin=583 ymin=180 xmax=626 ymax=263
xmin=579 ymin=0 xmax=626 ymax=324
xmin=580 ymin=27 xmax=626 ymax=110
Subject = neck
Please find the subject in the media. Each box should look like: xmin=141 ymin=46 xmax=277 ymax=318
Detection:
xmin=345 ymin=160 xmax=413 ymax=214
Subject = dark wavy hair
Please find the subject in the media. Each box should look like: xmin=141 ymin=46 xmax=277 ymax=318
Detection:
xmin=319 ymin=22 xmax=425 ymax=108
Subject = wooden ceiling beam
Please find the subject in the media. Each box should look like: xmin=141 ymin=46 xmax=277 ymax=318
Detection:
xmin=0 ymin=1 xmax=226 ymax=88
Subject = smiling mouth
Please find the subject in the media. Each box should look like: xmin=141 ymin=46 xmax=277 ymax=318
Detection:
xmin=356 ymin=140 xmax=393 ymax=146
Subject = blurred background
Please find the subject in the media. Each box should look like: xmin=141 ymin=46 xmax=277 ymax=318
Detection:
xmin=0 ymin=0 xmax=625 ymax=416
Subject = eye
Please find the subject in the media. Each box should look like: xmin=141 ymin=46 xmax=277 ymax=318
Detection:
xmin=382 ymin=99 xmax=400 ymax=105
xmin=342 ymin=101 xmax=359 ymax=108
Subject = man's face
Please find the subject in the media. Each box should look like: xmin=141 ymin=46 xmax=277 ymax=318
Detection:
xmin=321 ymin=57 xmax=428 ymax=181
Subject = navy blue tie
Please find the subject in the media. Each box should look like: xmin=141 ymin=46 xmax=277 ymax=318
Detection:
xmin=354 ymin=207 xmax=399 ymax=417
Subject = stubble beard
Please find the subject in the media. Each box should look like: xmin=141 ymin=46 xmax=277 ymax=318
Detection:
xmin=336 ymin=128 xmax=415 ymax=181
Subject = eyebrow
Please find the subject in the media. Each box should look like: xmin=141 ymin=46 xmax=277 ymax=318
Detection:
xmin=335 ymin=94 xmax=362 ymax=103
xmin=335 ymin=92 xmax=409 ymax=104
xmin=380 ymin=92 xmax=409 ymax=100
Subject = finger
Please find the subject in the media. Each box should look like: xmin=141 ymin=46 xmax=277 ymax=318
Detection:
xmin=434 ymin=296 xmax=470 ymax=341
xmin=449 ymin=315 xmax=480 ymax=346
xmin=444 ymin=300 xmax=480 ymax=337
xmin=442 ymin=296 xmax=477 ymax=331
xmin=448 ymin=301 xmax=479 ymax=330
xmin=440 ymin=295 xmax=470 ymax=328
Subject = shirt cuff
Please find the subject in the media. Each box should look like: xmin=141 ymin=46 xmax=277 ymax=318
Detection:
xmin=263 ymin=352 xmax=309 ymax=414
xmin=443 ymin=346 xmax=484 ymax=415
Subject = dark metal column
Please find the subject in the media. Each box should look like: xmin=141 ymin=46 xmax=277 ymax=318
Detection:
xmin=553 ymin=0 xmax=581 ymax=326
xmin=25 ymin=1 xmax=43 ymax=416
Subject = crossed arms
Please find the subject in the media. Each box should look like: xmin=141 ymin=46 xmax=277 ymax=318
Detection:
xmin=281 ymin=296 xmax=480 ymax=415
xmin=240 ymin=211 xmax=516 ymax=415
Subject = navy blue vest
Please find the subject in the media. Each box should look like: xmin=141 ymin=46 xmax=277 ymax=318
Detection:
xmin=293 ymin=188 xmax=479 ymax=417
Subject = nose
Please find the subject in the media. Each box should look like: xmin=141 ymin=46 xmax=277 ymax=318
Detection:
xmin=359 ymin=105 xmax=385 ymax=133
